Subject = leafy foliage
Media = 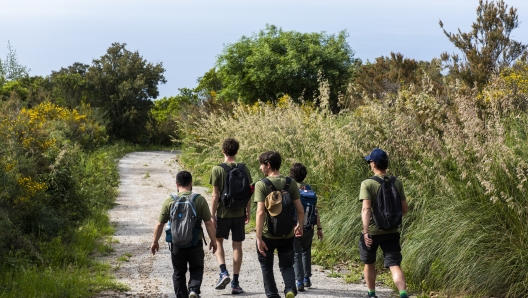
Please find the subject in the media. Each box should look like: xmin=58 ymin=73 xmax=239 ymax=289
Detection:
xmin=214 ymin=24 xmax=356 ymax=109
xmin=85 ymin=43 xmax=167 ymax=142
xmin=440 ymin=0 xmax=528 ymax=88
xmin=0 ymin=41 xmax=30 ymax=84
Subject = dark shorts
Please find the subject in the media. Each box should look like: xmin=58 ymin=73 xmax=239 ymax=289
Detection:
xmin=358 ymin=232 xmax=402 ymax=267
xmin=216 ymin=216 xmax=246 ymax=242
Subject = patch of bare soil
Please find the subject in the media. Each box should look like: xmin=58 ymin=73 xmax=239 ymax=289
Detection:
xmin=96 ymin=151 xmax=395 ymax=298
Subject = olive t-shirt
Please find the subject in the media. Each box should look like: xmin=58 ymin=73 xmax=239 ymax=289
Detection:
xmin=210 ymin=162 xmax=253 ymax=218
xmin=254 ymin=175 xmax=300 ymax=239
xmin=158 ymin=191 xmax=212 ymax=242
xmin=359 ymin=175 xmax=406 ymax=235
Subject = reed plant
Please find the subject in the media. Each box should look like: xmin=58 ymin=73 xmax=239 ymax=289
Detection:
xmin=179 ymin=68 xmax=528 ymax=297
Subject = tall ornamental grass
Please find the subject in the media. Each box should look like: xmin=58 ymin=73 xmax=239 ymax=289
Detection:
xmin=179 ymin=66 xmax=528 ymax=297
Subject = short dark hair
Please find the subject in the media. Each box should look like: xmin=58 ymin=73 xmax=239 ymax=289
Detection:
xmin=176 ymin=171 xmax=192 ymax=187
xmin=289 ymin=162 xmax=307 ymax=183
xmin=374 ymin=160 xmax=389 ymax=171
xmin=258 ymin=151 xmax=282 ymax=171
xmin=222 ymin=138 xmax=239 ymax=156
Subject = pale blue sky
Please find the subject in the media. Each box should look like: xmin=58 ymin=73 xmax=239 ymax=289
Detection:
xmin=2 ymin=0 xmax=528 ymax=99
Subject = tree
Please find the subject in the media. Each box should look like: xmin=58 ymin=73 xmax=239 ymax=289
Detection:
xmin=85 ymin=43 xmax=166 ymax=142
xmin=439 ymin=0 xmax=528 ymax=88
xmin=0 ymin=41 xmax=30 ymax=85
xmin=352 ymin=53 xmax=443 ymax=101
xmin=213 ymin=25 xmax=356 ymax=109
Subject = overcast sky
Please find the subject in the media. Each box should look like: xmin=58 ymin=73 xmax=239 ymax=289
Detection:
xmin=2 ymin=0 xmax=528 ymax=99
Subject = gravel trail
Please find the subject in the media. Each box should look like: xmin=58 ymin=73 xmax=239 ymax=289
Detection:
xmin=96 ymin=151 xmax=395 ymax=298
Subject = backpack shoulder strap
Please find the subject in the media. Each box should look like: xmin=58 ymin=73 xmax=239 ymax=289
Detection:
xmin=170 ymin=194 xmax=179 ymax=201
xmin=219 ymin=163 xmax=232 ymax=173
xmin=189 ymin=193 xmax=199 ymax=202
xmin=262 ymin=178 xmax=277 ymax=192
xmin=369 ymin=176 xmax=384 ymax=184
xmin=237 ymin=163 xmax=245 ymax=171
xmin=283 ymin=177 xmax=292 ymax=191
xmin=389 ymin=176 xmax=397 ymax=183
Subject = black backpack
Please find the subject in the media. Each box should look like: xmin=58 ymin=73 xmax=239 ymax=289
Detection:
xmin=262 ymin=177 xmax=295 ymax=237
xmin=219 ymin=163 xmax=251 ymax=210
xmin=369 ymin=176 xmax=402 ymax=230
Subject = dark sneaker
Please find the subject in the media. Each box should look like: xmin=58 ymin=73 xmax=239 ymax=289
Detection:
xmin=367 ymin=293 xmax=378 ymax=298
xmin=296 ymin=280 xmax=305 ymax=292
xmin=285 ymin=291 xmax=295 ymax=298
xmin=303 ymin=277 xmax=311 ymax=288
xmin=215 ymin=272 xmax=231 ymax=290
xmin=231 ymin=281 xmax=244 ymax=294
xmin=189 ymin=290 xmax=199 ymax=298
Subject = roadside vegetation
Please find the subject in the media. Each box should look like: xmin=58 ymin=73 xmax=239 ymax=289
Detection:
xmin=1 ymin=0 xmax=527 ymax=297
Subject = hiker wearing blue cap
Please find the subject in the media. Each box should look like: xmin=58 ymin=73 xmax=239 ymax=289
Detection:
xmin=359 ymin=148 xmax=409 ymax=298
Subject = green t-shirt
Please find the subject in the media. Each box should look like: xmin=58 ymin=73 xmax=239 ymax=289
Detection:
xmin=254 ymin=175 xmax=300 ymax=239
xmin=158 ymin=191 xmax=212 ymax=241
xmin=210 ymin=162 xmax=253 ymax=218
xmin=359 ymin=175 xmax=406 ymax=235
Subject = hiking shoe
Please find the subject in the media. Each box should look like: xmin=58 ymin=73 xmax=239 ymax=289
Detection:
xmin=296 ymin=280 xmax=305 ymax=292
xmin=303 ymin=277 xmax=311 ymax=288
xmin=215 ymin=272 xmax=231 ymax=290
xmin=285 ymin=291 xmax=295 ymax=298
xmin=231 ymin=281 xmax=244 ymax=294
xmin=367 ymin=293 xmax=378 ymax=298
xmin=189 ymin=290 xmax=199 ymax=298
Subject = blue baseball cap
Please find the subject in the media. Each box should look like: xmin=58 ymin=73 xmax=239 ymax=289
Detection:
xmin=364 ymin=148 xmax=388 ymax=163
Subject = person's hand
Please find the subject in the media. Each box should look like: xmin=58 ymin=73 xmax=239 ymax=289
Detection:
xmin=209 ymin=240 xmax=218 ymax=254
xmin=294 ymin=224 xmax=303 ymax=237
xmin=363 ymin=233 xmax=373 ymax=248
xmin=245 ymin=211 xmax=250 ymax=225
xmin=257 ymin=238 xmax=268 ymax=257
xmin=317 ymin=229 xmax=324 ymax=241
xmin=150 ymin=242 xmax=159 ymax=255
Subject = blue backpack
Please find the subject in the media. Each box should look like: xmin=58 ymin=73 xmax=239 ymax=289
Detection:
xmin=294 ymin=184 xmax=318 ymax=229
xmin=164 ymin=193 xmax=203 ymax=249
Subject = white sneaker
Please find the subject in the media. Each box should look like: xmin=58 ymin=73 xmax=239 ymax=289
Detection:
xmin=189 ymin=290 xmax=199 ymax=298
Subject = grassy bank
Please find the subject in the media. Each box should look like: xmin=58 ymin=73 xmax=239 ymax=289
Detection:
xmin=178 ymin=73 xmax=528 ymax=297
xmin=0 ymin=142 xmax=141 ymax=298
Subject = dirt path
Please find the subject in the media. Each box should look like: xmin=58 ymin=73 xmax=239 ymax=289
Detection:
xmin=97 ymin=151 xmax=395 ymax=298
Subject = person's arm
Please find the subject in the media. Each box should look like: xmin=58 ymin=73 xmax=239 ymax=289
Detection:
xmin=315 ymin=209 xmax=323 ymax=241
xmin=150 ymin=222 xmax=164 ymax=255
xmin=204 ymin=219 xmax=218 ymax=254
xmin=293 ymin=199 xmax=304 ymax=237
xmin=211 ymin=185 xmax=220 ymax=227
xmin=401 ymin=200 xmax=409 ymax=217
xmin=245 ymin=197 xmax=251 ymax=224
xmin=255 ymin=201 xmax=268 ymax=256
xmin=361 ymin=199 xmax=373 ymax=248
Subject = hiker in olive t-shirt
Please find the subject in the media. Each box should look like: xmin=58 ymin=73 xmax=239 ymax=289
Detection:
xmin=359 ymin=148 xmax=409 ymax=298
xmin=150 ymin=171 xmax=217 ymax=298
xmin=209 ymin=138 xmax=253 ymax=294
xmin=254 ymin=151 xmax=304 ymax=298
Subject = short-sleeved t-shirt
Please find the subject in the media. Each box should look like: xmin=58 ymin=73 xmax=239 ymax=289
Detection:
xmin=359 ymin=175 xmax=406 ymax=235
xmin=254 ymin=175 xmax=300 ymax=239
xmin=210 ymin=162 xmax=253 ymax=218
xmin=158 ymin=191 xmax=212 ymax=241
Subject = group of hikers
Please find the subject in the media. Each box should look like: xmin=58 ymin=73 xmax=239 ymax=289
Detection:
xmin=149 ymin=138 xmax=409 ymax=298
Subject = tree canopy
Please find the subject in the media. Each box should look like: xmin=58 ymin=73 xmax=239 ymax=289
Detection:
xmin=212 ymin=25 xmax=356 ymax=109
xmin=84 ymin=43 xmax=166 ymax=142
xmin=440 ymin=0 xmax=528 ymax=87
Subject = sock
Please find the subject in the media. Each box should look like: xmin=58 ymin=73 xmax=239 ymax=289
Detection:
xmin=219 ymin=264 xmax=227 ymax=274
xmin=399 ymin=290 xmax=408 ymax=298
xmin=233 ymin=274 xmax=239 ymax=283
xmin=368 ymin=289 xmax=376 ymax=296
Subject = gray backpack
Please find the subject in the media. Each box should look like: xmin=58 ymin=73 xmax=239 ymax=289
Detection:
xmin=165 ymin=193 xmax=202 ymax=248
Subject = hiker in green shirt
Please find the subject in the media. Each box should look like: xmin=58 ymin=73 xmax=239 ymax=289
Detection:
xmin=359 ymin=148 xmax=409 ymax=298
xmin=150 ymin=171 xmax=217 ymax=298
xmin=254 ymin=151 xmax=304 ymax=298
xmin=209 ymin=138 xmax=253 ymax=294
